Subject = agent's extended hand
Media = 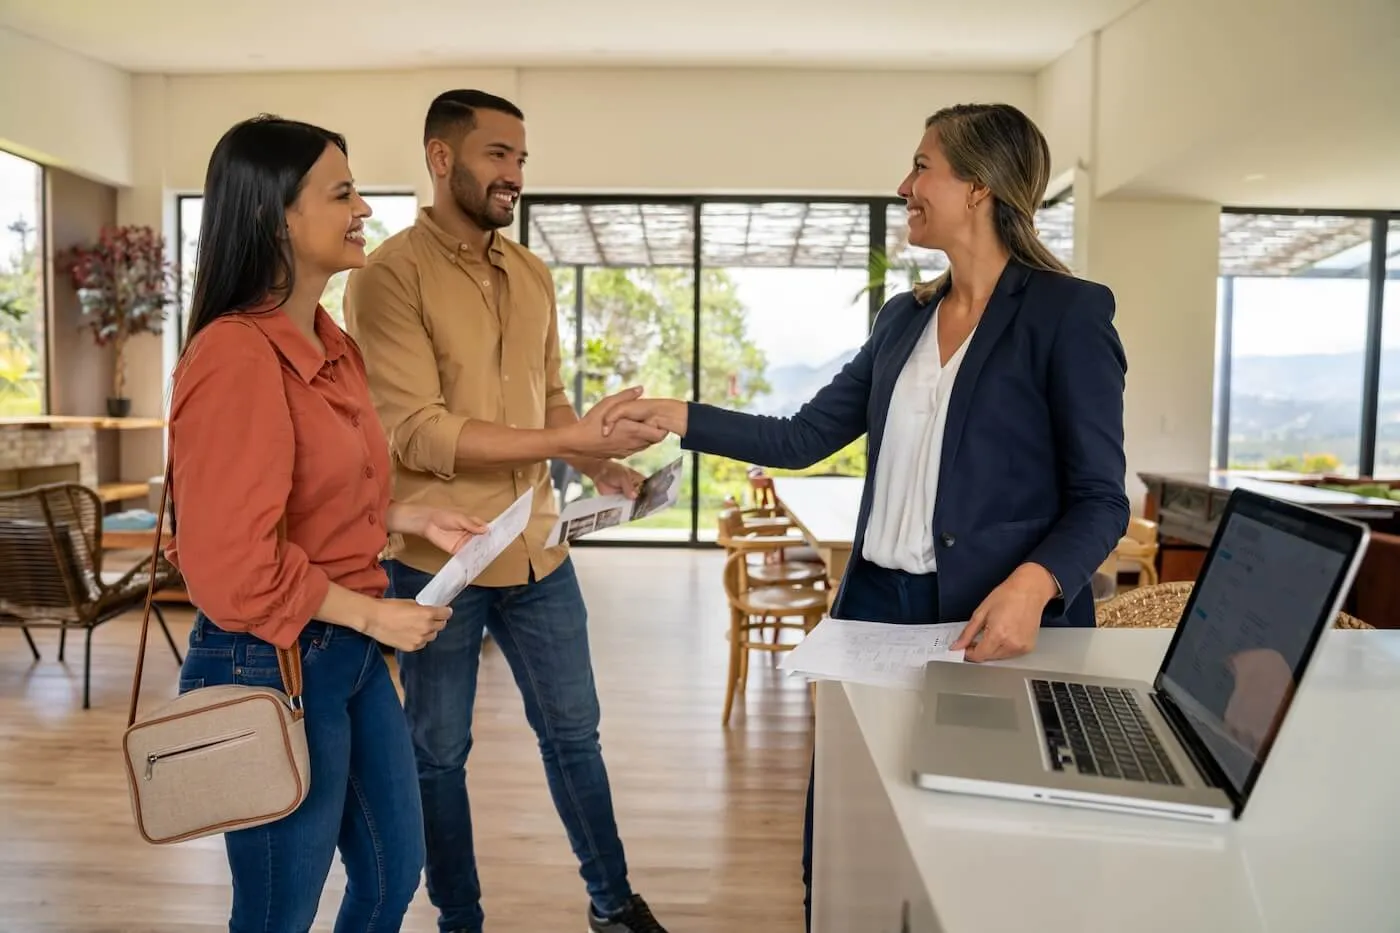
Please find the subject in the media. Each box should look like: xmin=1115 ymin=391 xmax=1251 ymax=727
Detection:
xmin=601 ymin=397 xmax=689 ymax=437
xmin=952 ymin=563 xmax=1059 ymax=662
xmin=572 ymin=387 xmax=668 ymax=459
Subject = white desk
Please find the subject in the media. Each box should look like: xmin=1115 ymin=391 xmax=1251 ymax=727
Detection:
xmin=812 ymin=629 xmax=1400 ymax=933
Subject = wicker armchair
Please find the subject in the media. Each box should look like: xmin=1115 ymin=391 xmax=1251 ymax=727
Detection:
xmin=0 ymin=482 xmax=184 ymax=708
xmin=1096 ymin=581 xmax=1371 ymax=630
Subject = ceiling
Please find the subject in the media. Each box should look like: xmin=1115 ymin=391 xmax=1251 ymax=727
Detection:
xmin=0 ymin=0 xmax=1143 ymax=74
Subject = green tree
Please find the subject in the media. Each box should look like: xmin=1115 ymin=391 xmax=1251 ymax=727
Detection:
xmin=0 ymin=218 xmax=43 ymax=415
xmin=553 ymin=263 xmax=866 ymax=534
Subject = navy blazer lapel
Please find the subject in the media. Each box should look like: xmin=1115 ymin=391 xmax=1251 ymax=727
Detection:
xmin=937 ymin=261 xmax=1032 ymax=480
xmin=868 ymin=288 xmax=943 ymax=467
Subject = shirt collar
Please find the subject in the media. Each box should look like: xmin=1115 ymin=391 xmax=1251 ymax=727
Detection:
xmin=247 ymin=302 xmax=348 ymax=384
xmin=416 ymin=206 xmax=506 ymax=261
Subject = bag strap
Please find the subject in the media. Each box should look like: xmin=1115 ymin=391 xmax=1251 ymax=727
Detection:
xmin=126 ymin=459 xmax=305 ymax=727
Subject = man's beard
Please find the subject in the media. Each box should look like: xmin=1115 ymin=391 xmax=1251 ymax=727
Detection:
xmin=450 ymin=161 xmax=515 ymax=231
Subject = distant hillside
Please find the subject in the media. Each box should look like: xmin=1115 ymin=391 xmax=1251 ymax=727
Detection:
xmin=751 ymin=348 xmax=859 ymax=415
xmin=747 ymin=345 xmax=1400 ymax=468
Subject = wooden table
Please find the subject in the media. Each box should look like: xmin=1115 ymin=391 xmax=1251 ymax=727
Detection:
xmin=771 ymin=476 xmax=863 ymax=591
xmin=1139 ymin=470 xmax=1400 ymax=583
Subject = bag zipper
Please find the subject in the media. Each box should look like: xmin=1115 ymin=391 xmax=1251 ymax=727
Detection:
xmin=145 ymin=730 xmax=257 ymax=780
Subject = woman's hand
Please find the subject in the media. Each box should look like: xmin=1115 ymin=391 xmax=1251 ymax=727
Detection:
xmin=387 ymin=502 xmax=489 ymax=554
xmin=419 ymin=509 xmax=490 ymax=555
xmin=952 ymin=563 xmax=1060 ymax=663
xmin=365 ymin=599 xmax=451 ymax=652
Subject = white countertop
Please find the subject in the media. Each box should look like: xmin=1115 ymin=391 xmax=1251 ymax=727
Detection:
xmin=840 ymin=628 xmax=1400 ymax=933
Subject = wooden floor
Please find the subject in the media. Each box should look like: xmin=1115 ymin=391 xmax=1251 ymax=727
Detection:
xmin=0 ymin=549 xmax=812 ymax=932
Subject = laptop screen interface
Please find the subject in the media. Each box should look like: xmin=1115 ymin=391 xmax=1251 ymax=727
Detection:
xmin=1158 ymin=502 xmax=1353 ymax=798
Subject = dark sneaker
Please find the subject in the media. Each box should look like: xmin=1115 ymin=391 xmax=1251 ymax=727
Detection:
xmin=588 ymin=894 xmax=668 ymax=932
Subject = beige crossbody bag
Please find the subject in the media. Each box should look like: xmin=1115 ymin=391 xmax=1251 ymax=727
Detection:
xmin=121 ymin=466 xmax=311 ymax=844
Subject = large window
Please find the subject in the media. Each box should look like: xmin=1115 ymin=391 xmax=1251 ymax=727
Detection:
xmin=1375 ymin=219 xmax=1400 ymax=478
xmin=1215 ymin=211 xmax=1399 ymax=478
xmin=524 ymin=193 xmax=1074 ymax=544
xmin=0 ymin=150 xmax=45 ymax=415
xmin=175 ymin=193 xmax=418 ymax=343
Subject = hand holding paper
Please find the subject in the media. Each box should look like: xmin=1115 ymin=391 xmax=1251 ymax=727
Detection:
xmin=778 ymin=617 xmax=966 ymax=691
xmin=414 ymin=490 xmax=533 ymax=607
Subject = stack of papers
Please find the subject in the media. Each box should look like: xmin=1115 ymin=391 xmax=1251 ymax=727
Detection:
xmin=779 ymin=617 xmax=967 ymax=691
xmin=414 ymin=490 xmax=534 ymax=607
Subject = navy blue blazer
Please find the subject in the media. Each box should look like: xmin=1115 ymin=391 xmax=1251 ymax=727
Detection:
xmin=683 ymin=259 xmax=1130 ymax=628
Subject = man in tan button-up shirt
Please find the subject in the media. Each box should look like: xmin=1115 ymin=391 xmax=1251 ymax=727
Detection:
xmin=344 ymin=90 xmax=672 ymax=933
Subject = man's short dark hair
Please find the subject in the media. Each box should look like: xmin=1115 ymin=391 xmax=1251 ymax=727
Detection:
xmin=424 ymin=89 xmax=524 ymax=146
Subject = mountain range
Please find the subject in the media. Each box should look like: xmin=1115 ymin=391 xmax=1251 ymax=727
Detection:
xmin=749 ymin=346 xmax=1400 ymax=462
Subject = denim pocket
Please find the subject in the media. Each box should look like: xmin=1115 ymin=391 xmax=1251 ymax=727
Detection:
xmin=177 ymin=677 xmax=204 ymax=694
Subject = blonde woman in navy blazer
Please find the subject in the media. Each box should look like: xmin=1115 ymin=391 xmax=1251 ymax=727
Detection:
xmin=604 ymin=103 xmax=1130 ymax=930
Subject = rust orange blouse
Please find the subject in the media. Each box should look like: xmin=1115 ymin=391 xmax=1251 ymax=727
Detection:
xmin=165 ymin=305 xmax=392 ymax=649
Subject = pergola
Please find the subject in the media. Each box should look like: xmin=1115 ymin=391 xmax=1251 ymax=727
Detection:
xmin=525 ymin=199 xmax=1394 ymax=278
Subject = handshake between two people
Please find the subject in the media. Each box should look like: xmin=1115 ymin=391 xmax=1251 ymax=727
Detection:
xmin=567 ymin=386 xmax=690 ymax=461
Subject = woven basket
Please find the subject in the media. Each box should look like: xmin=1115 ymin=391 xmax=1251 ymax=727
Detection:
xmin=1096 ymin=581 xmax=1371 ymax=630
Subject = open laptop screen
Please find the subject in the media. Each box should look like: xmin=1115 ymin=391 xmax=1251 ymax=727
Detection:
xmin=1156 ymin=492 xmax=1363 ymax=803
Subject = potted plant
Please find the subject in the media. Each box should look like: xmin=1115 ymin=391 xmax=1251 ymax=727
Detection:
xmin=59 ymin=225 xmax=176 ymax=417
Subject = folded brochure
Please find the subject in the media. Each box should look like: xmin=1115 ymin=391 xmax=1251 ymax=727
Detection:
xmin=547 ymin=456 xmax=683 ymax=546
xmin=414 ymin=489 xmax=533 ymax=607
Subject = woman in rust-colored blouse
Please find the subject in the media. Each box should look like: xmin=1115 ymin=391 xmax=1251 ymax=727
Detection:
xmin=167 ymin=115 xmax=486 ymax=932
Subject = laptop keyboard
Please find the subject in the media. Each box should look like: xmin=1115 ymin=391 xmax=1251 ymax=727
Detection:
xmin=1031 ymin=680 xmax=1183 ymax=785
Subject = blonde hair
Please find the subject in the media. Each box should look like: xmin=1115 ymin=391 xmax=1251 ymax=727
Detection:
xmin=912 ymin=103 xmax=1069 ymax=304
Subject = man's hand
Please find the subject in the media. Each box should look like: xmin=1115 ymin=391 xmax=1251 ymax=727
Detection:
xmin=602 ymin=397 xmax=689 ymax=437
xmin=565 ymin=386 xmax=667 ymax=459
xmin=586 ymin=460 xmax=646 ymax=499
xmin=952 ymin=563 xmax=1059 ymax=663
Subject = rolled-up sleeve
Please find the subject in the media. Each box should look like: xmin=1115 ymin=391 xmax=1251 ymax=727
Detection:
xmin=543 ymin=288 xmax=573 ymax=414
xmin=167 ymin=325 xmax=330 ymax=648
xmin=344 ymin=260 xmax=467 ymax=479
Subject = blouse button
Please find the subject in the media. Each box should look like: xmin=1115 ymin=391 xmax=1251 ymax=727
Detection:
xmin=365 ymin=466 xmax=374 ymax=479
xmin=368 ymin=513 xmax=377 ymax=526
xmin=351 ymin=415 xmax=360 ymax=427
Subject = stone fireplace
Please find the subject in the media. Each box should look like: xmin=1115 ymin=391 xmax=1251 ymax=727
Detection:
xmin=0 ymin=427 xmax=97 ymax=492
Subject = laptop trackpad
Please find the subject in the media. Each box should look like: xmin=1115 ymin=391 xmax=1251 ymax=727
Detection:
xmin=936 ymin=692 xmax=1019 ymax=731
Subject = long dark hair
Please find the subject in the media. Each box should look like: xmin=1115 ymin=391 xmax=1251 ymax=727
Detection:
xmin=183 ymin=114 xmax=346 ymax=348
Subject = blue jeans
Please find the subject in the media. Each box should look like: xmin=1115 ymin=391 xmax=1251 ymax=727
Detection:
xmin=178 ymin=613 xmax=425 ymax=933
xmin=804 ymin=561 xmax=941 ymax=932
xmin=385 ymin=557 xmax=630 ymax=933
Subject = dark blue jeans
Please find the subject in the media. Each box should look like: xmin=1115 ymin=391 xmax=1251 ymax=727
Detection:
xmin=178 ymin=613 xmax=424 ymax=933
xmin=385 ymin=556 xmax=630 ymax=933
xmin=804 ymin=560 xmax=941 ymax=932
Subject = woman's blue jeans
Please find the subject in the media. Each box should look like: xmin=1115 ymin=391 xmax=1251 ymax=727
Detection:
xmin=179 ymin=613 xmax=425 ymax=933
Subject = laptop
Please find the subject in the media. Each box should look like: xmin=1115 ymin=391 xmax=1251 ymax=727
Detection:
xmin=909 ymin=487 xmax=1370 ymax=822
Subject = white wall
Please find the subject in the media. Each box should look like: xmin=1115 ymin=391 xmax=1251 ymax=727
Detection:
xmin=1080 ymin=197 xmax=1222 ymax=508
xmin=1092 ymin=0 xmax=1399 ymax=203
xmin=135 ymin=67 xmax=1038 ymax=198
xmin=0 ymin=27 xmax=132 ymax=186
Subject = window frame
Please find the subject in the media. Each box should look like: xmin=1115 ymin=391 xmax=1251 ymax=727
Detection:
xmin=1214 ymin=206 xmax=1399 ymax=477
xmin=0 ymin=147 xmax=49 ymax=415
xmin=520 ymin=190 xmax=1071 ymax=547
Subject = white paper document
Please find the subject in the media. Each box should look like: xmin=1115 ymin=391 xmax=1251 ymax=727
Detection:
xmin=414 ymin=490 xmax=534 ymax=607
xmin=546 ymin=457 xmax=684 ymax=546
xmin=779 ymin=617 xmax=967 ymax=691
